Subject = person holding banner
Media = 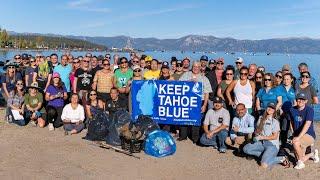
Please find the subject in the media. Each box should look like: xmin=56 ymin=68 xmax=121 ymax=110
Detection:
xmin=179 ymin=61 xmax=212 ymax=143
xmin=200 ymin=97 xmax=230 ymax=153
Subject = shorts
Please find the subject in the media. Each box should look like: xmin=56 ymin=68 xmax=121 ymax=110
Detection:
xmin=300 ymin=134 xmax=315 ymax=149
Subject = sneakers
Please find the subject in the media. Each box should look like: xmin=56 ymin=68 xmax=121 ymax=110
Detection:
xmin=311 ymin=149 xmax=319 ymax=163
xmin=212 ymin=145 xmax=218 ymax=149
xmin=294 ymin=160 xmax=305 ymax=170
xmin=48 ymin=123 xmax=54 ymax=131
xmin=30 ymin=120 xmax=37 ymax=127
xmin=219 ymin=149 xmax=226 ymax=153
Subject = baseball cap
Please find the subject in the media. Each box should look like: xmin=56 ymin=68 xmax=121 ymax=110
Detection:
xmin=145 ymin=55 xmax=153 ymax=62
xmin=132 ymin=65 xmax=141 ymax=71
xmin=176 ymin=60 xmax=183 ymax=67
xmin=236 ymin=57 xmax=244 ymax=63
xmin=209 ymin=60 xmax=215 ymax=64
xmin=213 ymin=96 xmax=223 ymax=103
xmin=52 ymin=72 xmax=60 ymax=78
xmin=267 ymin=102 xmax=276 ymax=109
xmin=161 ymin=61 xmax=170 ymax=69
xmin=200 ymin=55 xmax=209 ymax=61
xmin=296 ymin=93 xmax=307 ymax=100
xmin=21 ymin=53 xmax=29 ymax=60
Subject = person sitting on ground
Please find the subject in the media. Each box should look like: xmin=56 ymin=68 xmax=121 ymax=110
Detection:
xmin=45 ymin=72 xmax=68 ymax=131
xmin=200 ymin=97 xmax=230 ymax=153
xmin=225 ymin=103 xmax=255 ymax=154
xmin=243 ymin=103 xmax=289 ymax=168
xmin=86 ymin=90 xmax=105 ymax=123
xmin=61 ymin=93 xmax=85 ymax=135
xmin=288 ymin=93 xmax=319 ymax=169
xmin=7 ymin=80 xmax=25 ymax=125
xmin=105 ymin=87 xmax=127 ymax=119
xmin=24 ymin=82 xmax=46 ymax=127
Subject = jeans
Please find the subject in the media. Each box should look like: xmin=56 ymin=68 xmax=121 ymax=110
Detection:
xmin=46 ymin=106 xmax=64 ymax=128
xmin=200 ymin=129 xmax=228 ymax=150
xmin=64 ymin=123 xmax=84 ymax=133
xmin=243 ymin=141 xmax=281 ymax=166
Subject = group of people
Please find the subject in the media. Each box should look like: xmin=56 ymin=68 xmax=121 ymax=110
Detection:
xmin=1 ymin=51 xmax=318 ymax=169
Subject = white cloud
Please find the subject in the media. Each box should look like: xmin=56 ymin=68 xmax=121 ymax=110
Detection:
xmin=67 ymin=0 xmax=111 ymax=13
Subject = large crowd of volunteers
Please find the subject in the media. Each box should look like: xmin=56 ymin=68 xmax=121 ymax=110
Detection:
xmin=1 ymin=51 xmax=319 ymax=169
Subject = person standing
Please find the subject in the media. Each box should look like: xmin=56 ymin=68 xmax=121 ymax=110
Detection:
xmin=73 ymin=57 xmax=93 ymax=104
xmin=54 ymin=55 xmax=72 ymax=95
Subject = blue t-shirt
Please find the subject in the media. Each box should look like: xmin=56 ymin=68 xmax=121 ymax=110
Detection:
xmin=289 ymin=106 xmax=315 ymax=139
xmin=53 ymin=64 xmax=72 ymax=92
xmin=256 ymin=87 xmax=279 ymax=109
xmin=275 ymin=85 xmax=295 ymax=113
xmin=1 ymin=72 xmax=22 ymax=92
xmin=46 ymin=84 xmax=67 ymax=108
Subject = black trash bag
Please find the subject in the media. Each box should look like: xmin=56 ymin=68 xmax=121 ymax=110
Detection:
xmin=106 ymin=109 xmax=132 ymax=146
xmin=84 ymin=110 xmax=109 ymax=141
xmin=130 ymin=115 xmax=160 ymax=140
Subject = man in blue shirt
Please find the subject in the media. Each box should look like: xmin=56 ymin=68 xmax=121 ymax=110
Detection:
xmin=289 ymin=93 xmax=319 ymax=169
xmin=53 ymin=55 xmax=72 ymax=93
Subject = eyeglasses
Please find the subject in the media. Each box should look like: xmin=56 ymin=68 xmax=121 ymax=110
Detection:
xmin=264 ymin=78 xmax=272 ymax=81
xmin=134 ymin=69 xmax=141 ymax=72
xmin=90 ymin=93 xmax=97 ymax=96
xmin=240 ymin=72 xmax=248 ymax=75
xmin=236 ymin=62 xmax=242 ymax=64
xmin=301 ymin=75 xmax=310 ymax=78
xmin=276 ymin=75 xmax=283 ymax=78
xmin=120 ymin=61 xmax=127 ymax=64
xmin=226 ymin=73 xmax=233 ymax=75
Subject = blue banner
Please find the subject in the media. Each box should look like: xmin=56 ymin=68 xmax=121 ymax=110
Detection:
xmin=131 ymin=80 xmax=203 ymax=126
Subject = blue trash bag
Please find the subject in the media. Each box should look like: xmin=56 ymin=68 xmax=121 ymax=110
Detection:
xmin=144 ymin=130 xmax=176 ymax=158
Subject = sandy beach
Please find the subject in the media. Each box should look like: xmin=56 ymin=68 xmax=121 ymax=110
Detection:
xmin=0 ymin=110 xmax=319 ymax=180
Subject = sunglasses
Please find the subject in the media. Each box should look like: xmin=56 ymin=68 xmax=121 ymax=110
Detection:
xmin=73 ymin=61 xmax=80 ymax=64
xmin=133 ymin=61 xmax=139 ymax=63
xmin=30 ymin=60 xmax=35 ymax=63
xmin=256 ymin=76 xmax=262 ymax=79
xmin=301 ymin=75 xmax=310 ymax=78
xmin=226 ymin=73 xmax=233 ymax=75
xmin=16 ymin=83 xmax=23 ymax=85
xmin=8 ymin=66 xmax=16 ymax=69
xmin=134 ymin=69 xmax=141 ymax=72
xmin=276 ymin=75 xmax=283 ymax=78
xmin=236 ymin=62 xmax=242 ymax=64
xmin=83 ymin=61 xmax=90 ymax=63
xmin=90 ymin=93 xmax=97 ymax=96
xmin=217 ymin=62 xmax=224 ymax=65
xmin=264 ymin=78 xmax=272 ymax=81
xmin=104 ymin=63 xmax=110 ymax=66
xmin=240 ymin=73 xmax=248 ymax=75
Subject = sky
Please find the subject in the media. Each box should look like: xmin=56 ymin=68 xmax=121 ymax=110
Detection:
xmin=1 ymin=0 xmax=320 ymax=40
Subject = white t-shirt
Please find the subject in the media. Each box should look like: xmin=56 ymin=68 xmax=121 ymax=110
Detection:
xmin=203 ymin=108 xmax=230 ymax=131
xmin=61 ymin=103 xmax=85 ymax=123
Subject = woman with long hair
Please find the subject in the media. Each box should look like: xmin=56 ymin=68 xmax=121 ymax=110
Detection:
xmin=295 ymin=71 xmax=318 ymax=105
xmin=69 ymin=58 xmax=81 ymax=93
xmin=7 ymin=80 xmax=25 ymax=125
xmin=217 ymin=66 xmax=234 ymax=111
xmin=256 ymin=73 xmax=282 ymax=116
xmin=243 ymin=103 xmax=289 ymax=168
xmin=1 ymin=61 xmax=22 ymax=100
xmin=45 ymin=72 xmax=68 ymax=131
xmin=86 ymin=90 xmax=105 ymax=122
xmin=254 ymin=71 xmax=264 ymax=93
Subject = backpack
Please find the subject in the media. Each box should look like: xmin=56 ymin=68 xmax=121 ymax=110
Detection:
xmin=84 ymin=110 xmax=109 ymax=141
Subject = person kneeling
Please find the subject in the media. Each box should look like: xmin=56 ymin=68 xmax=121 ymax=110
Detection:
xmin=225 ymin=103 xmax=254 ymax=154
xmin=200 ymin=97 xmax=230 ymax=153
xmin=61 ymin=93 xmax=85 ymax=135
xmin=243 ymin=103 xmax=289 ymax=168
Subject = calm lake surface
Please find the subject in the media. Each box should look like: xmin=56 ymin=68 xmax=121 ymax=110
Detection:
xmin=1 ymin=49 xmax=320 ymax=119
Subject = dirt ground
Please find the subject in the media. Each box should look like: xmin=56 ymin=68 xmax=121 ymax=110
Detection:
xmin=0 ymin=110 xmax=319 ymax=180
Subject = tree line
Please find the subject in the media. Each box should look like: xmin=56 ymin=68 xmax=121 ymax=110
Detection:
xmin=0 ymin=28 xmax=107 ymax=50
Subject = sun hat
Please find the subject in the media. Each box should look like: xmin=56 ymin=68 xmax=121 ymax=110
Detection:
xmin=27 ymin=82 xmax=40 ymax=90
xmin=3 ymin=61 xmax=19 ymax=70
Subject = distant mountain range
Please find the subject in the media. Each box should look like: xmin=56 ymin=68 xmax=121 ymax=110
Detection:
xmin=8 ymin=31 xmax=320 ymax=54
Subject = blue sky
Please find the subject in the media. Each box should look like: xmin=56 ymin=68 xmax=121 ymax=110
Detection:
xmin=1 ymin=0 xmax=319 ymax=39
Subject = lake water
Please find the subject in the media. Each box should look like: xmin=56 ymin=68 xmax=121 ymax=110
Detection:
xmin=1 ymin=49 xmax=320 ymax=119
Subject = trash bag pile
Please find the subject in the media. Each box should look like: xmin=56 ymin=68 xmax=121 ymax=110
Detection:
xmin=85 ymin=110 xmax=176 ymax=158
